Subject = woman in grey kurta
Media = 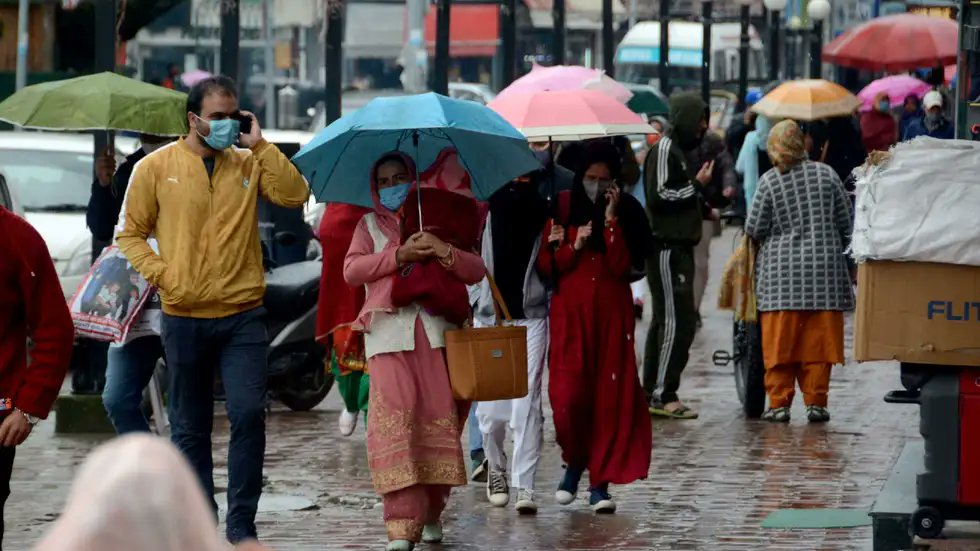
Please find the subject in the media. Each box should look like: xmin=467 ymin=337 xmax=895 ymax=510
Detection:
xmin=745 ymin=120 xmax=854 ymax=424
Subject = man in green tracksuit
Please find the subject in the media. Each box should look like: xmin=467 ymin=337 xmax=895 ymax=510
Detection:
xmin=642 ymin=92 xmax=714 ymax=419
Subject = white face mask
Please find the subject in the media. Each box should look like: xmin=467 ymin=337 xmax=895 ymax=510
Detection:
xmin=141 ymin=141 xmax=167 ymax=155
xmin=583 ymin=181 xmax=600 ymax=202
xmin=582 ymin=177 xmax=613 ymax=203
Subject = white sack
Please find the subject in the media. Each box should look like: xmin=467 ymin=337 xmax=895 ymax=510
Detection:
xmin=852 ymin=137 xmax=980 ymax=266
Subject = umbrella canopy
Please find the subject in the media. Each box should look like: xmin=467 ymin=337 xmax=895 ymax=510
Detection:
xmin=624 ymin=83 xmax=669 ymax=116
xmin=822 ymin=14 xmax=958 ymax=72
xmin=857 ymin=75 xmax=931 ymax=112
xmin=0 ymin=72 xmax=188 ymax=136
xmin=292 ymin=92 xmax=540 ymax=207
xmin=497 ymin=64 xmax=633 ymax=104
xmin=488 ymin=89 xmax=654 ymax=142
xmin=751 ymin=79 xmax=861 ymax=122
xmin=180 ymin=69 xmax=212 ymax=88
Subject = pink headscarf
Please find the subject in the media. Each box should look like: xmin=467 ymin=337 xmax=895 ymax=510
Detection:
xmin=347 ymin=148 xmax=476 ymax=332
xmin=33 ymin=435 xmax=230 ymax=551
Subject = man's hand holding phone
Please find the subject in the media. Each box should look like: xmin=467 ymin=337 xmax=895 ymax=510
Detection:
xmin=236 ymin=111 xmax=262 ymax=149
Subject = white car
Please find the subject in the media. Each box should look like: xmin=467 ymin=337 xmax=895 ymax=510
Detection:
xmin=261 ymin=129 xmax=324 ymax=232
xmin=0 ymin=131 xmax=136 ymax=299
xmin=0 ymin=167 xmax=24 ymax=217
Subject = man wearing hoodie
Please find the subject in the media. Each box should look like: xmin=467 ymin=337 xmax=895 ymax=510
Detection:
xmin=0 ymin=206 xmax=74 ymax=544
xmin=642 ymin=92 xmax=714 ymax=420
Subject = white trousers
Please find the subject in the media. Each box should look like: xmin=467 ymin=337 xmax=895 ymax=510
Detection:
xmin=475 ymin=318 xmax=547 ymax=491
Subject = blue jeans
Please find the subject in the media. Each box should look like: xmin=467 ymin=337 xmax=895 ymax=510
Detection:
xmin=162 ymin=308 xmax=268 ymax=543
xmin=102 ymin=337 xmax=162 ymax=434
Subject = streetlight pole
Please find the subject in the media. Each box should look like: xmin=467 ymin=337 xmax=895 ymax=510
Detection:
xmin=658 ymin=0 xmax=669 ymax=94
xmin=220 ymin=0 xmax=240 ymax=85
xmin=15 ymin=0 xmax=28 ymax=93
xmin=602 ymin=0 xmax=614 ymax=76
xmin=434 ymin=0 xmax=451 ymax=94
xmin=324 ymin=0 xmax=344 ymax=125
xmin=500 ymin=0 xmax=517 ymax=87
xmin=553 ymin=0 xmax=567 ymax=65
xmin=736 ymin=1 xmax=751 ymax=107
xmin=763 ymin=0 xmax=786 ymax=82
xmin=701 ymin=0 xmax=712 ymax=106
xmin=809 ymin=20 xmax=823 ymax=78
xmin=807 ymin=0 xmax=830 ymax=79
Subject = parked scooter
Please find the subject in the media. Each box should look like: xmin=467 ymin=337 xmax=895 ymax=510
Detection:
xmin=260 ymin=231 xmax=333 ymax=410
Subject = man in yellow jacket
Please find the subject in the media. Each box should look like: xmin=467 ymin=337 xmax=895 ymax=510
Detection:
xmin=117 ymin=75 xmax=309 ymax=544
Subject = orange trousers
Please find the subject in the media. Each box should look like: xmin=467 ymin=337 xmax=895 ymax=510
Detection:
xmin=764 ymin=362 xmax=832 ymax=408
xmin=760 ymin=311 xmax=844 ymax=409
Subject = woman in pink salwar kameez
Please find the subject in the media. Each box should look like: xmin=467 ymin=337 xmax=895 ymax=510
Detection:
xmin=344 ymin=153 xmax=485 ymax=551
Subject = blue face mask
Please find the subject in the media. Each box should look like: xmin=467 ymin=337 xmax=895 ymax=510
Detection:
xmin=878 ymin=100 xmax=890 ymax=112
xmin=196 ymin=116 xmax=240 ymax=150
xmin=379 ymin=183 xmax=411 ymax=211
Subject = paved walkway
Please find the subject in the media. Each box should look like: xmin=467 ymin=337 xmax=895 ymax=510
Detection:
xmin=4 ymin=229 xmax=918 ymax=550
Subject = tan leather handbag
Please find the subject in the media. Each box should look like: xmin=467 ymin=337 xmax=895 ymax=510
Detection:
xmin=444 ymin=274 xmax=529 ymax=401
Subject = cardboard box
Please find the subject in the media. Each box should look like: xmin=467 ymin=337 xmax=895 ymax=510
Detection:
xmin=855 ymin=261 xmax=980 ymax=367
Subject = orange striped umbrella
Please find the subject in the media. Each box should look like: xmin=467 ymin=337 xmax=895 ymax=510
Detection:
xmin=750 ymin=79 xmax=861 ymax=121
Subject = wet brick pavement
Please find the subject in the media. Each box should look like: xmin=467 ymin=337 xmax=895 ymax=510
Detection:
xmin=4 ymin=229 xmax=918 ymax=550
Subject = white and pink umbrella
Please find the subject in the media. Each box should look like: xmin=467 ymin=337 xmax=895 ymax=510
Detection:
xmin=488 ymin=89 xmax=653 ymax=142
xmin=857 ymin=75 xmax=931 ymax=112
xmin=496 ymin=64 xmax=634 ymax=104
xmin=180 ymin=69 xmax=213 ymax=88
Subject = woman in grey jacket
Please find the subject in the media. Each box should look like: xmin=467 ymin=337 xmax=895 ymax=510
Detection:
xmin=746 ymin=120 xmax=854 ymax=424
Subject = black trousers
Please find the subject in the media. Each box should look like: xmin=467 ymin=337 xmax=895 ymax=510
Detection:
xmin=643 ymin=244 xmax=698 ymax=405
xmin=0 ymin=446 xmax=15 ymax=549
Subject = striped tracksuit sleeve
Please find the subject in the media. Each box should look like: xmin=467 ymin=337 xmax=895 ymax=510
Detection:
xmin=646 ymin=137 xmax=699 ymax=203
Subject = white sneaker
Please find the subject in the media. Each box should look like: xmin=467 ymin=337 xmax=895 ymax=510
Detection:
xmin=422 ymin=523 xmax=443 ymax=543
xmin=339 ymin=409 xmax=358 ymax=436
xmin=486 ymin=470 xmax=510 ymax=507
xmin=515 ymin=488 xmax=538 ymax=515
xmin=385 ymin=540 xmax=414 ymax=551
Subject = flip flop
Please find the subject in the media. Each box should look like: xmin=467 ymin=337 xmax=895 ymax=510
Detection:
xmin=649 ymin=404 xmax=699 ymax=419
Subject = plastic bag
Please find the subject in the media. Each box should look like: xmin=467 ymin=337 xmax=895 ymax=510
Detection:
xmin=68 ymin=245 xmax=155 ymax=343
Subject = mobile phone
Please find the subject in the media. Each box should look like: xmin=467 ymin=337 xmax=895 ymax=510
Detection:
xmin=234 ymin=112 xmax=253 ymax=135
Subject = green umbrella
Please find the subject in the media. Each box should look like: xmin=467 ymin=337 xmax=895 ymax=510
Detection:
xmin=624 ymin=84 xmax=669 ymax=117
xmin=0 ymin=71 xmax=188 ymax=136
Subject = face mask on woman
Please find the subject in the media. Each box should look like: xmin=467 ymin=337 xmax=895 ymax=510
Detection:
xmin=194 ymin=116 xmax=240 ymax=150
xmin=582 ymin=177 xmax=612 ymax=203
xmin=878 ymin=99 xmax=890 ymax=112
xmin=379 ymin=183 xmax=411 ymax=211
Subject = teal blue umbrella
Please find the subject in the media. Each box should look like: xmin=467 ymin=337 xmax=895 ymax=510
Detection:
xmin=292 ymin=93 xmax=540 ymax=206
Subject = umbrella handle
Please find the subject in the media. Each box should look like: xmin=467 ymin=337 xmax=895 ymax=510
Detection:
xmin=107 ymin=130 xmax=115 ymax=156
xmin=413 ymin=130 xmax=423 ymax=230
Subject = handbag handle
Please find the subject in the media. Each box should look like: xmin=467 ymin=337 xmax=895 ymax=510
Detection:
xmin=485 ymin=272 xmax=514 ymax=326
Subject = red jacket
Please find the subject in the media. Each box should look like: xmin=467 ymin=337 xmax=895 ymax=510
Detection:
xmin=0 ymin=207 xmax=73 ymax=418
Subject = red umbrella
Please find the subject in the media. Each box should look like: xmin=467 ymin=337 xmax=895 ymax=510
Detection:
xmin=822 ymin=14 xmax=958 ymax=72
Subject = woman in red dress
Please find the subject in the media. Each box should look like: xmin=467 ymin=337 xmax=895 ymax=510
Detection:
xmin=316 ymin=203 xmax=372 ymax=436
xmin=538 ymin=141 xmax=652 ymax=513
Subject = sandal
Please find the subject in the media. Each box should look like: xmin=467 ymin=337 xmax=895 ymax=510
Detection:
xmin=649 ymin=402 xmax=700 ymax=419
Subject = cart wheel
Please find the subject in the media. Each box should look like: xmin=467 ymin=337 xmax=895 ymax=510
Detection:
xmin=733 ymin=320 xmax=766 ymax=418
xmin=911 ymin=506 xmax=944 ymax=539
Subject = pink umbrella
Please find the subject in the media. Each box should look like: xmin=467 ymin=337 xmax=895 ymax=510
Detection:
xmin=180 ymin=69 xmax=212 ymax=88
xmin=496 ymin=64 xmax=634 ymax=104
xmin=857 ymin=75 xmax=931 ymax=112
xmin=488 ymin=89 xmax=653 ymax=142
